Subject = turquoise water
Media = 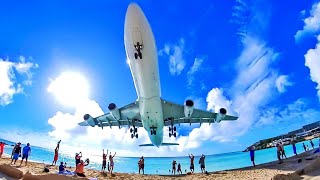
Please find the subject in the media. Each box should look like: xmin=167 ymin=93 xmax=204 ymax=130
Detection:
xmin=1 ymin=138 xmax=319 ymax=175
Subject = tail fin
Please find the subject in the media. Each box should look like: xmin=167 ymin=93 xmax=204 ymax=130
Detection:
xmin=139 ymin=143 xmax=179 ymax=147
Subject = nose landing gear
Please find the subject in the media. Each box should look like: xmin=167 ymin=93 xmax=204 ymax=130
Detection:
xmin=150 ymin=126 xmax=157 ymax=135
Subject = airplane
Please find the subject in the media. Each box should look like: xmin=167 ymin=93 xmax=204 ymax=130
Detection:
xmin=78 ymin=3 xmax=238 ymax=147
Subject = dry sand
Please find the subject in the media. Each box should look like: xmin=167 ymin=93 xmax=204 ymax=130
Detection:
xmin=0 ymin=150 xmax=319 ymax=180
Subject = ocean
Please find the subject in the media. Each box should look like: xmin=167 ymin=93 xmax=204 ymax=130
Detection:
xmin=1 ymin=138 xmax=319 ymax=175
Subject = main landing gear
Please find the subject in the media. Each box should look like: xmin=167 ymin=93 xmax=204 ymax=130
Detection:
xmin=150 ymin=126 xmax=157 ymax=135
xmin=169 ymin=125 xmax=176 ymax=137
xmin=130 ymin=126 xmax=138 ymax=139
xmin=134 ymin=42 xmax=143 ymax=59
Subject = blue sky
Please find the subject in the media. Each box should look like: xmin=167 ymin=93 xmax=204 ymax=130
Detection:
xmin=1 ymin=0 xmax=320 ymax=157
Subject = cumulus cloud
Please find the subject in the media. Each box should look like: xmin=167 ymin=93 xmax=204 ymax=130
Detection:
xmin=159 ymin=38 xmax=186 ymax=75
xmin=276 ymin=75 xmax=293 ymax=93
xmin=295 ymin=1 xmax=320 ymax=42
xmin=0 ymin=57 xmax=38 ymax=106
xmin=304 ymin=35 xmax=320 ymax=101
xmin=180 ymin=35 xmax=283 ymax=145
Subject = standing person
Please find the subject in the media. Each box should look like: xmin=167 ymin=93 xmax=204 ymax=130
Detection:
xmin=177 ymin=163 xmax=182 ymax=175
xmin=280 ymin=142 xmax=287 ymax=159
xmin=199 ymin=154 xmax=206 ymax=173
xmin=101 ymin=149 xmax=108 ymax=173
xmin=292 ymin=140 xmax=298 ymax=156
xmin=171 ymin=160 xmax=177 ymax=175
xmin=52 ymin=140 xmax=61 ymax=165
xmin=310 ymin=139 xmax=314 ymax=149
xmin=303 ymin=143 xmax=307 ymax=152
xmin=20 ymin=143 xmax=31 ymax=166
xmin=138 ymin=159 xmax=141 ymax=174
xmin=139 ymin=156 xmax=144 ymax=175
xmin=75 ymin=159 xmax=89 ymax=177
xmin=75 ymin=152 xmax=82 ymax=166
xmin=11 ymin=142 xmax=21 ymax=164
xmin=249 ymin=146 xmax=255 ymax=167
xmin=109 ymin=152 xmax=116 ymax=175
xmin=276 ymin=144 xmax=283 ymax=164
xmin=0 ymin=142 xmax=4 ymax=158
xmin=188 ymin=154 xmax=195 ymax=173
xmin=11 ymin=143 xmax=17 ymax=159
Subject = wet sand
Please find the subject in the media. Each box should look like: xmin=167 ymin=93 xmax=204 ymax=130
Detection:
xmin=0 ymin=150 xmax=319 ymax=179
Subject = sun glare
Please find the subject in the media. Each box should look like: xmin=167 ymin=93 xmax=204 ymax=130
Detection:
xmin=47 ymin=72 xmax=89 ymax=107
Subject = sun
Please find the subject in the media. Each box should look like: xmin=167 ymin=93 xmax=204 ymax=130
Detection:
xmin=47 ymin=72 xmax=90 ymax=107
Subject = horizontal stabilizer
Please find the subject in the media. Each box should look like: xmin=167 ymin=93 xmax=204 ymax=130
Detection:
xmin=139 ymin=143 xmax=179 ymax=147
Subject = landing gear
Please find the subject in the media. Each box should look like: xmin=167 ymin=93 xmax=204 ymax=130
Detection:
xmin=169 ymin=125 xmax=177 ymax=138
xmin=150 ymin=126 xmax=157 ymax=135
xmin=130 ymin=119 xmax=139 ymax=139
xmin=134 ymin=42 xmax=143 ymax=59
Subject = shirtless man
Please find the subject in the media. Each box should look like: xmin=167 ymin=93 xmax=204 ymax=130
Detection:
xmin=102 ymin=149 xmax=108 ymax=173
xmin=52 ymin=140 xmax=61 ymax=165
xmin=139 ymin=156 xmax=144 ymax=174
xmin=109 ymin=152 xmax=116 ymax=174
xmin=188 ymin=154 xmax=195 ymax=173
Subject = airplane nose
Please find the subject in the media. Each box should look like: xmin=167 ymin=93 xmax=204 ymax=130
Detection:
xmin=126 ymin=3 xmax=142 ymax=18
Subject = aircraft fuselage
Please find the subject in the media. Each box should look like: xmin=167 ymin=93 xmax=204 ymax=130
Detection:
xmin=124 ymin=3 xmax=164 ymax=147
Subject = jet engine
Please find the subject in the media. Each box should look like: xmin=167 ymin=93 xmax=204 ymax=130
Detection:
xmin=83 ymin=114 xmax=96 ymax=127
xmin=216 ymin=108 xmax=227 ymax=123
xmin=184 ymin=100 xmax=194 ymax=118
xmin=108 ymin=103 xmax=121 ymax=120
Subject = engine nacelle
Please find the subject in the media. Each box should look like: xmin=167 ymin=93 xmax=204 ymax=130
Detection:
xmin=83 ymin=114 xmax=96 ymax=127
xmin=108 ymin=103 xmax=121 ymax=120
xmin=216 ymin=108 xmax=227 ymax=123
xmin=184 ymin=100 xmax=194 ymax=118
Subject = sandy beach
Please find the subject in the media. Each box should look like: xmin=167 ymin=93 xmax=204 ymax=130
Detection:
xmin=0 ymin=150 xmax=320 ymax=180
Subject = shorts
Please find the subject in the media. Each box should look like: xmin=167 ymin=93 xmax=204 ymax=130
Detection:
xmin=190 ymin=164 xmax=194 ymax=170
xmin=250 ymin=156 xmax=254 ymax=161
xmin=201 ymin=165 xmax=205 ymax=169
xmin=110 ymin=162 xmax=114 ymax=167
xmin=102 ymin=160 xmax=106 ymax=168
xmin=22 ymin=154 xmax=29 ymax=160
xmin=13 ymin=153 xmax=19 ymax=160
xmin=140 ymin=164 xmax=144 ymax=169
xmin=54 ymin=154 xmax=58 ymax=161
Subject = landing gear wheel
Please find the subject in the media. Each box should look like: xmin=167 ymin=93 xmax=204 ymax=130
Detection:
xmin=151 ymin=130 xmax=153 ymax=135
xmin=131 ymin=134 xmax=134 ymax=139
xmin=135 ymin=134 xmax=138 ymax=138
xmin=169 ymin=127 xmax=172 ymax=131
xmin=134 ymin=127 xmax=137 ymax=132
xmin=173 ymin=133 xmax=176 ymax=137
xmin=138 ymin=52 xmax=142 ymax=59
xmin=169 ymin=133 xmax=172 ymax=137
xmin=130 ymin=128 xmax=133 ymax=133
xmin=173 ymin=127 xmax=176 ymax=131
xmin=153 ymin=130 xmax=156 ymax=135
xmin=134 ymin=53 xmax=138 ymax=59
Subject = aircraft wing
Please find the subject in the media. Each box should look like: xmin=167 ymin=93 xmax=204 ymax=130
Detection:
xmin=78 ymin=101 xmax=143 ymax=129
xmin=161 ymin=99 xmax=238 ymax=126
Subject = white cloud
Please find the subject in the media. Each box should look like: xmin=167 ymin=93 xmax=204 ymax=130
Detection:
xmin=187 ymin=58 xmax=204 ymax=86
xmin=276 ymin=75 xmax=293 ymax=93
xmin=256 ymin=99 xmax=320 ymax=127
xmin=0 ymin=57 xmax=38 ymax=106
xmin=295 ymin=2 xmax=320 ymax=42
xmin=159 ymin=38 xmax=186 ymax=75
xmin=180 ymin=35 xmax=282 ymax=144
xmin=305 ymin=35 xmax=320 ymax=101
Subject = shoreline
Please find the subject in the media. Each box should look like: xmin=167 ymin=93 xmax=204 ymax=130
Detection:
xmin=0 ymin=149 xmax=320 ymax=179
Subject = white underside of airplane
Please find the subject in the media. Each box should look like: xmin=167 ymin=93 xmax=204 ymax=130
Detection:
xmin=79 ymin=3 xmax=238 ymax=147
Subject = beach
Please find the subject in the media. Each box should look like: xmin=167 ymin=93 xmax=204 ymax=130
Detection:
xmin=0 ymin=149 xmax=320 ymax=180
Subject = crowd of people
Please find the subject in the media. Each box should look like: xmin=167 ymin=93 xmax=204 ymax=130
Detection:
xmin=249 ymin=139 xmax=320 ymax=166
xmin=1 ymin=138 xmax=320 ymax=177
